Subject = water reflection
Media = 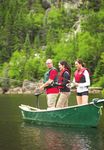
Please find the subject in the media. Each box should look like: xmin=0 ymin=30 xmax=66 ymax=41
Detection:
xmin=20 ymin=123 xmax=104 ymax=150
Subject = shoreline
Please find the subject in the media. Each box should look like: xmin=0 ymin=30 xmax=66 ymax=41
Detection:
xmin=0 ymin=87 xmax=103 ymax=94
xmin=71 ymin=87 xmax=103 ymax=94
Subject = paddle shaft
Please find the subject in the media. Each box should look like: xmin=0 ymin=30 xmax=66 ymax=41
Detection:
xmin=35 ymin=95 xmax=40 ymax=108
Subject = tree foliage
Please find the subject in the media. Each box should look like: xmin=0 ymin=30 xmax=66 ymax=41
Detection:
xmin=0 ymin=0 xmax=104 ymax=87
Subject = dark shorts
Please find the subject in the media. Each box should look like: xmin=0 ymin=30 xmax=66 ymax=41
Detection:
xmin=77 ymin=91 xmax=88 ymax=96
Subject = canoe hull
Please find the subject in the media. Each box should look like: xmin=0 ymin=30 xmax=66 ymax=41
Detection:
xmin=19 ymin=99 xmax=104 ymax=127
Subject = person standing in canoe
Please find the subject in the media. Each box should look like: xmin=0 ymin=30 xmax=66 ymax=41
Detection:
xmin=72 ymin=59 xmax=90 ymax=105
xmin=56 ymin=60 xmax=71 ymax=108
xmin=39 ymin=59 xmax=59 ymax=109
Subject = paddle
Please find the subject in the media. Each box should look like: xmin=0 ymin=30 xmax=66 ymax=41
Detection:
xmin=34 ymin=88 xmax=43 ymax=108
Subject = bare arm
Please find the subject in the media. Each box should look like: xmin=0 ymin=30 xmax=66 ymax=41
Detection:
xmin=39 ymin=79 xmax=53 ymax=90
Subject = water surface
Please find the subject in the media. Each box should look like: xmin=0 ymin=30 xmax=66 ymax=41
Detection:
xmin=0 ymin=93 xmax=104 ymax=150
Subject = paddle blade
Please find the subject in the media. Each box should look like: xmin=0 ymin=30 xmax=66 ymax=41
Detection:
xmin=34 ymin=88 xmax=42 ymax=96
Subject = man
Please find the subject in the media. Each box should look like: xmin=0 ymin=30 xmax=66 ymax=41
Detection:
xmin=39 ymin=59 xmax=59 ymax=109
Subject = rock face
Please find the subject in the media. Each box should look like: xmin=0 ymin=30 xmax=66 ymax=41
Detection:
xmin=22 ymin=80 xmax=43 ymax=94
xmin=0 ymin=80 xmax=43 ymax=94
xmin=0 ymin=85 xmax=103 ymax=94
xmin=89 ymin=87 xmax=103 ymax=94
xmin=22 ymin=80 xmax=36 ymax=91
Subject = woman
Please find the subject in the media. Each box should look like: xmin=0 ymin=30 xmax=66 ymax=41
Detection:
xmin=72 ymin=59 xmax=90 ymax=105
xmin=56 ymin=60 xmax=71 ymax=108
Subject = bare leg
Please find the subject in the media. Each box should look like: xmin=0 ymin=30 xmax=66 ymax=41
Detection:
xmin=82 ymin=95 xmax=88 ymax=104
xmin=76 ymin=96 xmax=82 ymax=105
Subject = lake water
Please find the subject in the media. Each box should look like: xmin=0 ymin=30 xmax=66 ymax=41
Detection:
xmin=0 ymin=93 xmax=104 ymax=150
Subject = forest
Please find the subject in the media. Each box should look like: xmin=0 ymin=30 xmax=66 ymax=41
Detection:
xmin=0 ymin=0 xmax=104 ymax=90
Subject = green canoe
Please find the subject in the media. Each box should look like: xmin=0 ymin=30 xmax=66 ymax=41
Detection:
xmin=19 ymin=98 xmax=104 ymax=127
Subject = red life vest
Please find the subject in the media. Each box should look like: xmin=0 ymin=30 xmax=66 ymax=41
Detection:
xmin=58 ymin=69 xmax=70 ymax=88
xmin=74 ymin=67 xmax=87 ymax=83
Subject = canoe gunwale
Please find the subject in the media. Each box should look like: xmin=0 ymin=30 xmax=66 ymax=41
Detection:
xmin=19 ymin=103 xmax=92 ymax=113
xmin=19 ymin=98 xmax=104 ymax=113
